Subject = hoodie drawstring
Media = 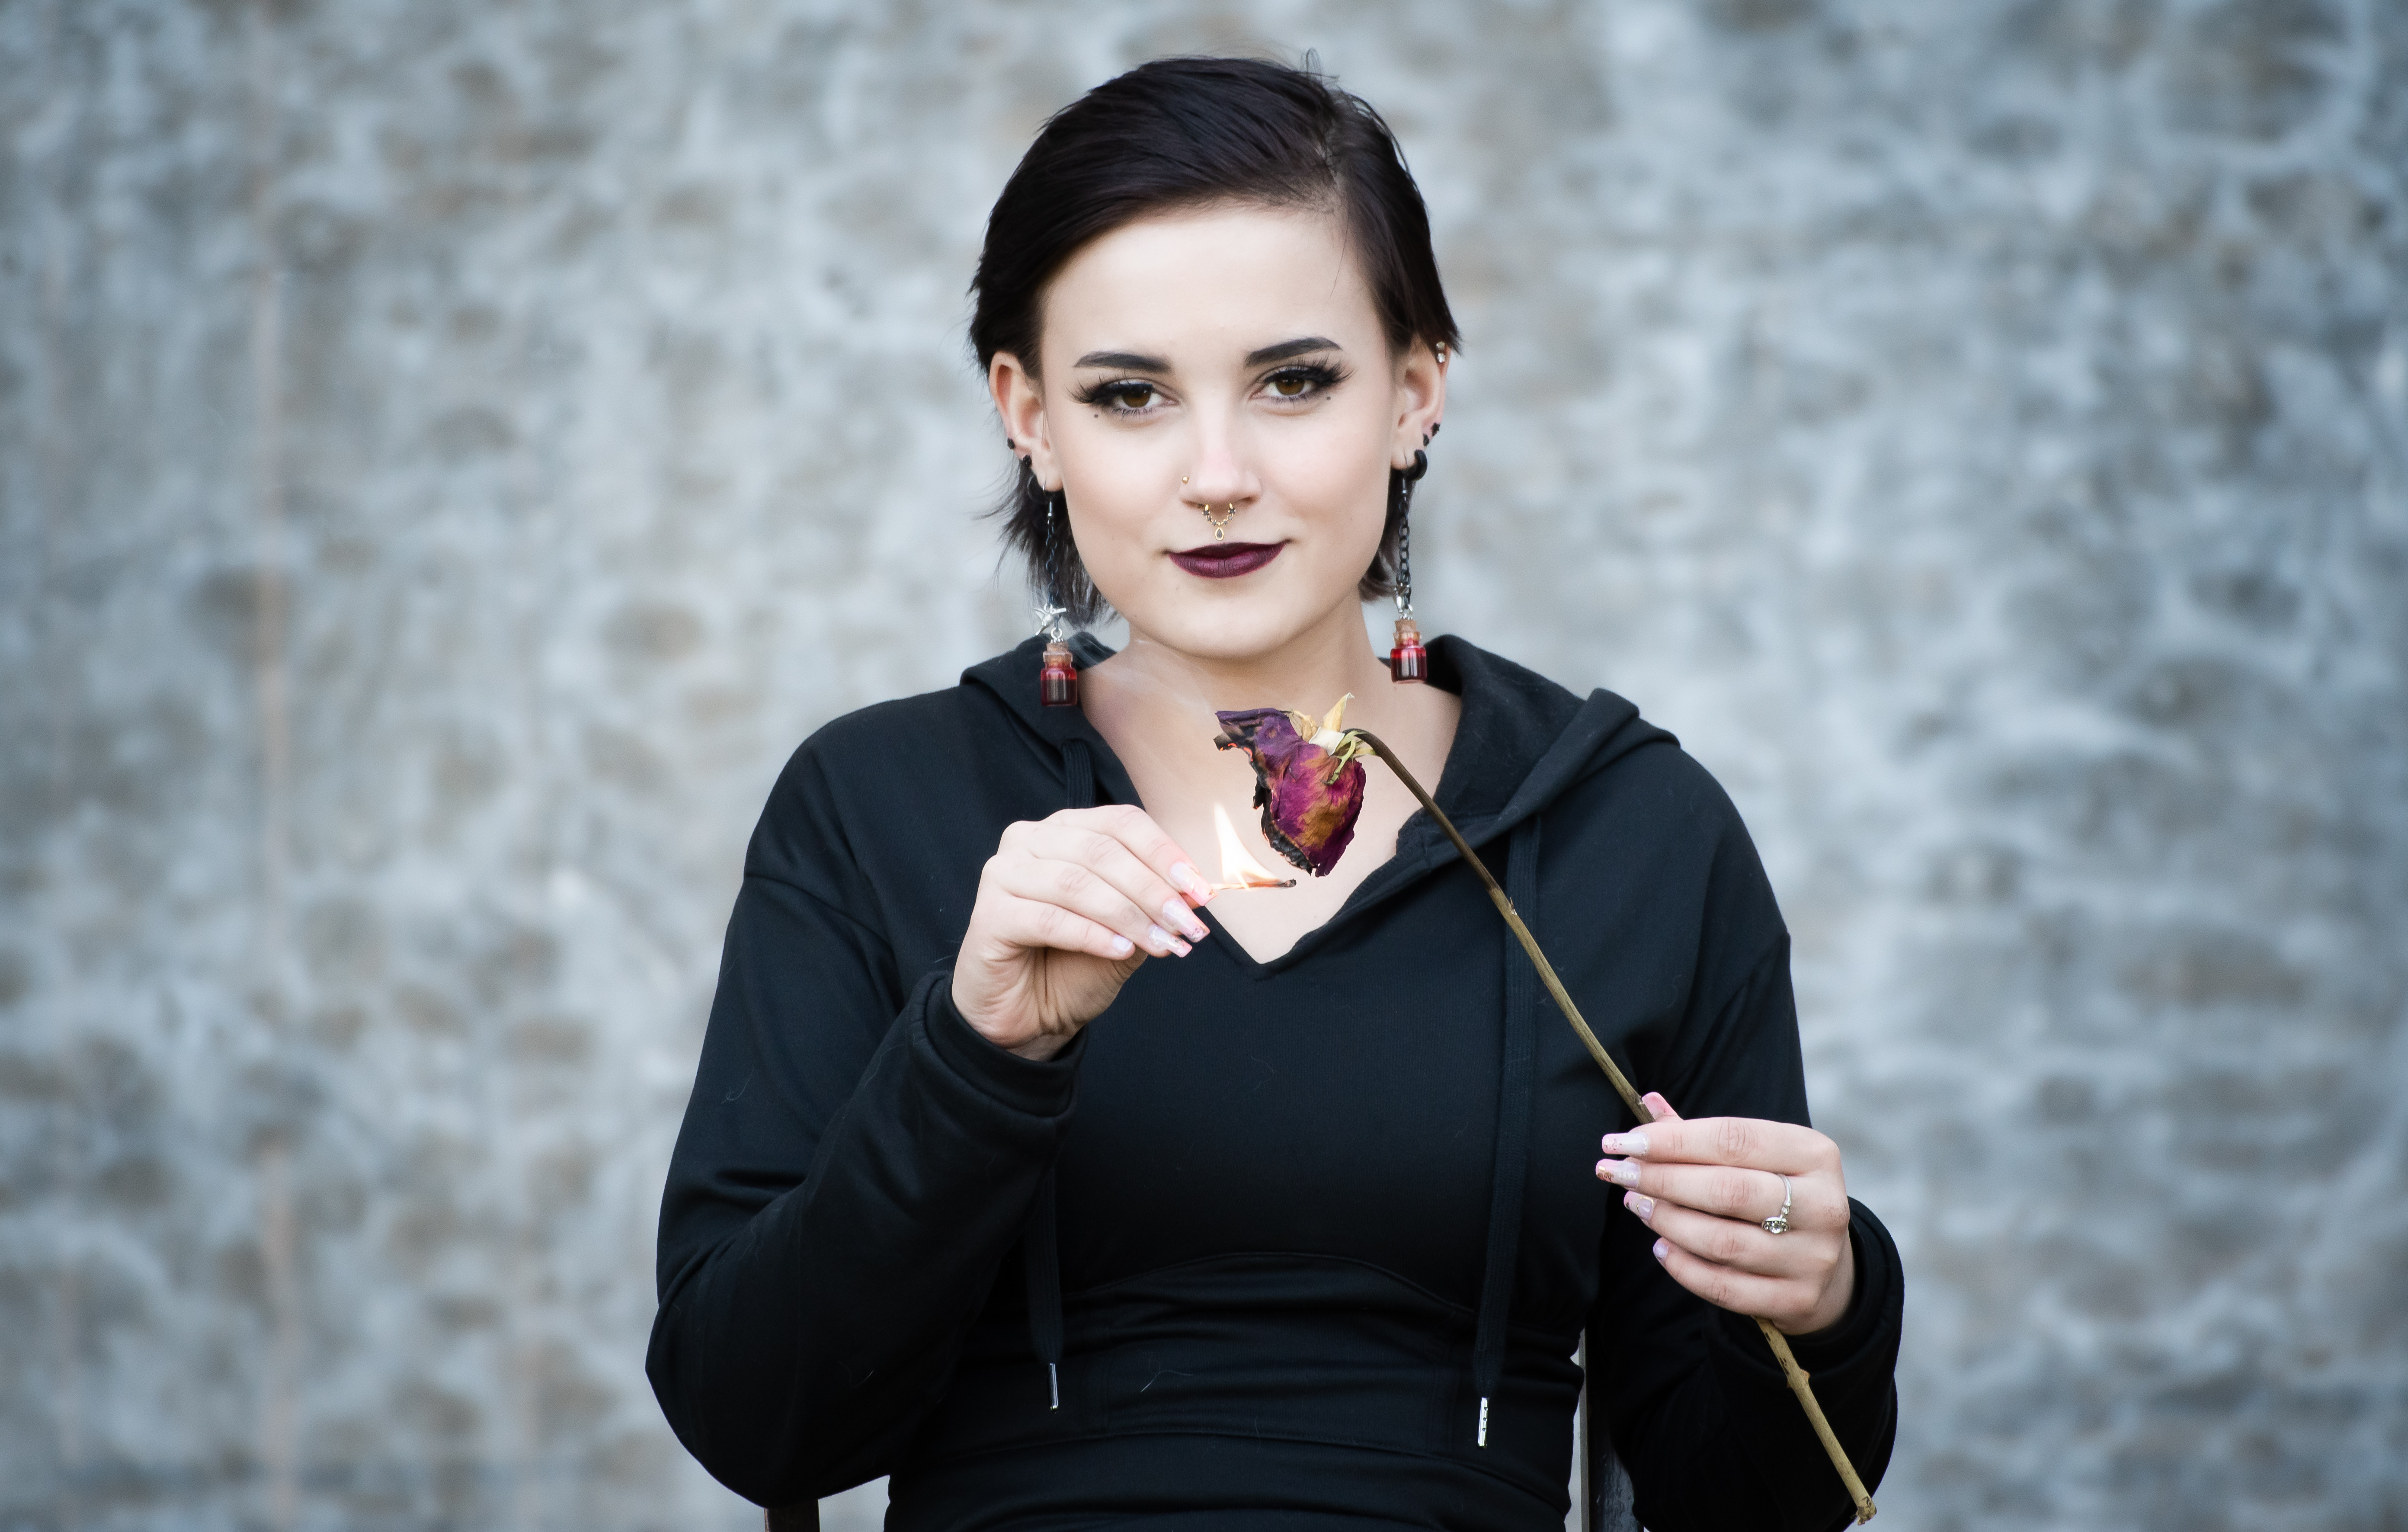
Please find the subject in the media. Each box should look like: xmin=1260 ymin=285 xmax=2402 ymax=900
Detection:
xmin=1061 ymin=736 xmax=1096 ymax=814
xmin=1022 ymin=1172 xmax=1064 ymax=1409
xmin=1022 ymin=737 xmax=1094 ymax=1409
xmin=1472 ymin=816 xmax=1543 ymax=1446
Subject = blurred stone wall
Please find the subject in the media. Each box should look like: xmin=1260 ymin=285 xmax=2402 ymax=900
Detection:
xmin=3 ymin=2 xmax=2402 ymax=1529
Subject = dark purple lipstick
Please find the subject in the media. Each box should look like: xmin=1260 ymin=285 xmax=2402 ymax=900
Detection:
xmin=1170 ymin=541 xmax=1284 ymax=579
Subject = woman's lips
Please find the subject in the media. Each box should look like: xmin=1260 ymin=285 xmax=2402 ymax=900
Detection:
xmin=1169 ymin=541 xmax=1284 ymax=579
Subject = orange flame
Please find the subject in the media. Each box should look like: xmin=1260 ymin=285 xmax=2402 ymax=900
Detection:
xmin=1212 ymin=801 xmax=1297 ymax=890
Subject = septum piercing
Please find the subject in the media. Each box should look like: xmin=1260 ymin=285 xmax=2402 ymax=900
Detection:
xmin=1182 ymin=477 xmax=1238 ymax=540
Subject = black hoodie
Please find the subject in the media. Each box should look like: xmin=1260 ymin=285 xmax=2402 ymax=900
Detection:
xmin=648 ymin=635 xmax=1902 ymax=1531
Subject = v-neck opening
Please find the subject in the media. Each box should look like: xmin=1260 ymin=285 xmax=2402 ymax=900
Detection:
xmin=1190 ymin=827 xmax=1441 ymax=975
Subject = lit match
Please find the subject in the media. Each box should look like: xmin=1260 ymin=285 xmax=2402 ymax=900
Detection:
xmin=1210 ymin=803 xmax=1298 ymax=890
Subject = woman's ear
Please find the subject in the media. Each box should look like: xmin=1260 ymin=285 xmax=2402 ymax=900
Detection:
xmin=989 ymin=352 xmax=1062 ymax=491
xmin=1392 ymin=340 xmax=1448 ymax=469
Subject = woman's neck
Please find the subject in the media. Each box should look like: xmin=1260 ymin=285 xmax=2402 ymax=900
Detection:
xmin=1100 ymin=603 xmax=1398 ymax=723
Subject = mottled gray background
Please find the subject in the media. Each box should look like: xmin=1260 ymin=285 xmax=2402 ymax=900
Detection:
xmin=4 ymin=1 xmax=2405 ymax=1529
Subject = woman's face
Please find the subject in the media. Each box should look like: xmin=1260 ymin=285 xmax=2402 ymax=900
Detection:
xmin=990 ymin=203 xmax=1445 ymax=663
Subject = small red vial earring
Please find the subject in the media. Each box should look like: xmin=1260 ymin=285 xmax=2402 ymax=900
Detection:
xmin=1039 ymin=632 xmax=1078 ymax=707
xmin=1037 ymin=489 xmax=1079 ymax=708
xmin=1390 ymin=445 xmax=1431 ymax=683
xmin=1391 ymin=615 xmax=1427 ymax=682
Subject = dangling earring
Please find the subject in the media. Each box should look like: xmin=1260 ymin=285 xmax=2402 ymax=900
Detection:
xmin=1036 ymin=489 xmax=1079 ymax=708
xmin=1390 ymin=442 xmax=1431 ymax=683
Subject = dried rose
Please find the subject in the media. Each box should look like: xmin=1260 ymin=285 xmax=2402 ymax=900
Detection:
xmin=1213 ymin=694 xmax=1375 ymax=878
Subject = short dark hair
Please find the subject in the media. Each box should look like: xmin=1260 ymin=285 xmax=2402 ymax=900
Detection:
xmin=970 ymin=55 xmax=1461 ymax=625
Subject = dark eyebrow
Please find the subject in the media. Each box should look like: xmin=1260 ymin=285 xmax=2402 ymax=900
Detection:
xmin=1070 ymin=337 xmax=1344 ymax=372
xmin=1245 ymin=336 xmax=1342 ymax=367
xmin=1072 ymin=349 xmax=1171 ymax=372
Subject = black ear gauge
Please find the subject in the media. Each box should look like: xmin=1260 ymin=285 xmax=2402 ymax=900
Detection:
xmin=1403 ymin=449 xmax=1429 ymax=483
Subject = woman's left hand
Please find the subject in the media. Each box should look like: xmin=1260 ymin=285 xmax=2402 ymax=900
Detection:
xmin=1596 ymin=1092 xmax=1856 ymax=1336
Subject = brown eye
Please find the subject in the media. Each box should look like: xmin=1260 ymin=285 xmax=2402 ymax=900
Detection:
xmin=1264 ymin=363 xmax=1341 ymax=399
xmin=1108 ymin=383 xmax=1156 ymax=410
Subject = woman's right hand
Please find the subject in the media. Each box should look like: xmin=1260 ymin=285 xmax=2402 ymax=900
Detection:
xmin=951 ymin=804 xmax=1215 ymax=1060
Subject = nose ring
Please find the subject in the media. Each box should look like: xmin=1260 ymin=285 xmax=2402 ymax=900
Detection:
xmin=1184 ymin=478 xmax=1238 ymax=540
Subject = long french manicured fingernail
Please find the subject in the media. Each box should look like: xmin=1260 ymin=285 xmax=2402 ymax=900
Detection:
xmin=1623 ymin=1192 xmax=1656 ymax=1222
xmin=1146 ymin=925 xmax=1192 ymax=957
xmin=1652 ymin=1238 xmax=1671 ymax=1262
xmin=1598 ymin=1158 xmax=1641 ymax=1188
xmin=1162 ymin=900 xmax=1208 ymax=941
xmin=1601 ymin=1131 xmax=1649 ymax=1157
xmin=1108 ymin=934 xmax=1135 ymax=957
xmin=1171 ymin=863 xmax=1212 ymax=901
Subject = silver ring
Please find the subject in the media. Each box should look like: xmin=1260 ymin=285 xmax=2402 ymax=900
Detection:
xmin=1761 ymin=1174 xmax=1793 ymax=1236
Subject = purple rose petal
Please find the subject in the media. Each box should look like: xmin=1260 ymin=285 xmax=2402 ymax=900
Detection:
xmin=1214 ymin=708 xmax=1368 ymax=878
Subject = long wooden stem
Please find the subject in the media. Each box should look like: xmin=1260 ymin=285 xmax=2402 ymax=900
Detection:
xmin=1348 ymin=730 xmax=1877 ymax=1524
xmin=1758 ymin=1319 xmax=1880 ymax=1522
xmin=1345 ymin=732 xmax=1647 ymax=1119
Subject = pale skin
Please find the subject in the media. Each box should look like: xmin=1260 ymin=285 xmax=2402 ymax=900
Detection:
xmin=954 ymin=201 xmax=1855 ymax=1336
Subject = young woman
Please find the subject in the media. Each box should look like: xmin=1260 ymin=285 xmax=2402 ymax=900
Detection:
xmin=648 ymin=56 xmax=1901 ymax=1532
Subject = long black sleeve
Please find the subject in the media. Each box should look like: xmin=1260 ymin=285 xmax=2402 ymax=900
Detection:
xmin=1590 ymin=939 xmax=1903 ymax=1531
xmin=646 ymin=863 xmax=1082 ymax=1506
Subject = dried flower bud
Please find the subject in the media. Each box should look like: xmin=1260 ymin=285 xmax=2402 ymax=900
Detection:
xmin=1213 ymin=696 xmax=1372 ymax=878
